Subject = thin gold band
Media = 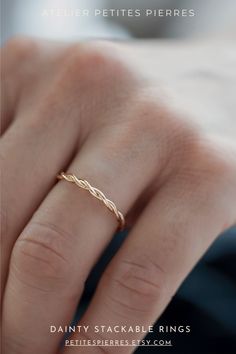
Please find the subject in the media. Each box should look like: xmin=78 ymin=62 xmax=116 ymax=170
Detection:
xmin=57 ymin=172 xmax=125 ymax=230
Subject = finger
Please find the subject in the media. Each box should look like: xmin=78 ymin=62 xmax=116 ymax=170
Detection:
xmin=1 ymin=39 xmax=133 ymax=293
xmin=1 ymin=39 xmax=96 ymax=293
xmin=0 ymin=37 xmax=68 ymax=135
xmin=63 ymin=150 xmax=236 ymax=353
xmin=0 ymin=85 xmax=84 ymax=299
xmin=0 ymin=37 xmax=47 ymax=135
xmin=2 ymin=120 xmax=171 ymax=354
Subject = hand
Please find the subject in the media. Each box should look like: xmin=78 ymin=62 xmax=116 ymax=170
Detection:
xmin=1 ymin=37 xmax=236 ymax=354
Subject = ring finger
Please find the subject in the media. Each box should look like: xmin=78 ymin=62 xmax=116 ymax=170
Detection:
xmin=2 ymin=123 xmax=169 ymax=354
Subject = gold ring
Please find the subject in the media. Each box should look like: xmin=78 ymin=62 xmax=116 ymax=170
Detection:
xmin=57 ymin=172 xmax=125 ymax=230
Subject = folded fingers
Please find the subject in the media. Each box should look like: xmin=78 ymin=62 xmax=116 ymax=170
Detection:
xmin=62 ymin=142 xmax=236 ymax=354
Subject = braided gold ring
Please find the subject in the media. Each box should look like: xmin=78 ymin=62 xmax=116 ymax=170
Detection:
xmin=57 ymin=172 xmax=125 ymax=230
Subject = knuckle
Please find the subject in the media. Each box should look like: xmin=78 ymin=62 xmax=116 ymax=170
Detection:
xmin=123 ymin=93 xmax=193 ymax=153
xmin=30 ymin=41 xmax=133 ymax=130
xmin=63 ymin=41 xmax=133 ymax=90
xmin=65 ymin=41 xmax=115 ymax=71
xmin=40 ymin=40 xmax=136 ymax=133
xmin=11 ymin=221 xmax=74 ymax=291
xmin=127 ymin=89 xmax=181 ymax=134
xmin=1 ymin=36 xmax=39 ymax=87
xmin=103 ymin=256 xmax=167 ymax=316
xmin=181 ymin=136 xmax=236 ymax=185
xmin=173 ymin=136 xmax=236 ymax=225
xmin=2 ymin=36 xmax=38 ymax=62
xmin=104 ymin=95 xmax=195 ymax=176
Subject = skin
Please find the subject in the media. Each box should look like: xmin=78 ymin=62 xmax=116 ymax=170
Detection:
xmin=1 ymin=36 xmax=236 ymax=354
